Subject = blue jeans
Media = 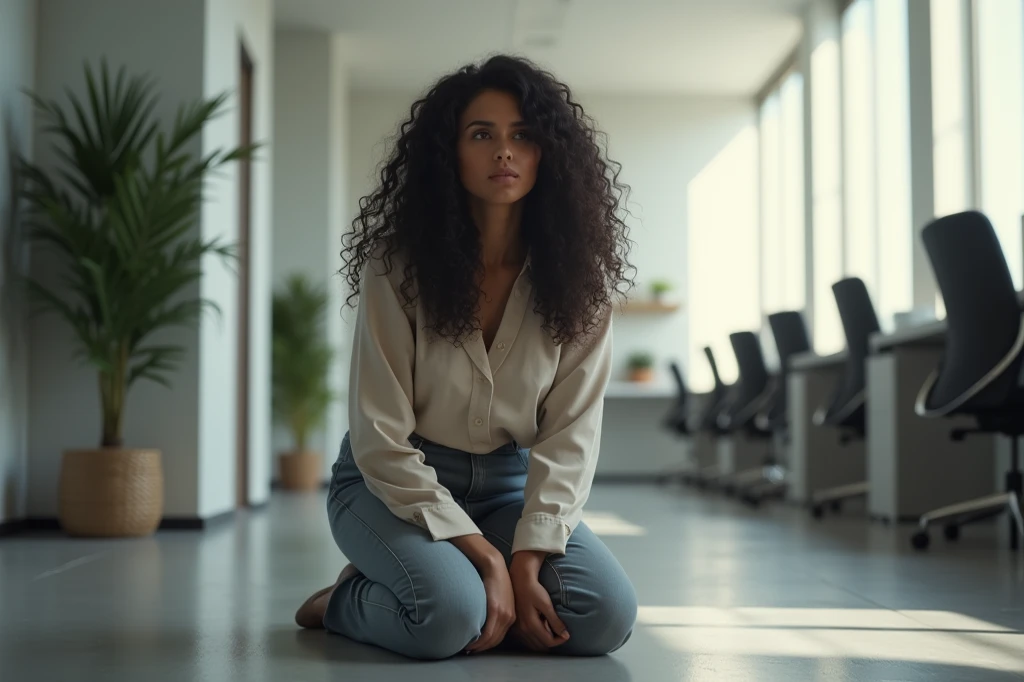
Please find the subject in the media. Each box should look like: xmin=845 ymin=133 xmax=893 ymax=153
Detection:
xmin=323 ymin=431 xmax=637 ymax=660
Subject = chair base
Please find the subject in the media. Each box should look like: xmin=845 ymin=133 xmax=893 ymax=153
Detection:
xmin=910 ymin=491 xmax=1024 ymax=551
xmin=910 ymin=431 xmax=1023 ymax=550
xmin=720 ymin=466 xmax=772 ymax=495
xmin=810 ymin=481 xmax=869 ymax=519
xmin=738 ymin=467 xmax=788 ymax=507
xmin=691 ymin=464 xmax=722 ymax=489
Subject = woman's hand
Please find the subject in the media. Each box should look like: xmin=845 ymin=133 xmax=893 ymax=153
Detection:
xmin=509 ymin=550 xmax=570 ymax=651
xmin=450 ymin=534 xmax=517 ymax=654
xmin=465 ymin=560 xmax=517 ymax=653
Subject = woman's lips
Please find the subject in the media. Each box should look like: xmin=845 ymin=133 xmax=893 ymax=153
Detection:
xmin=489 ymin=171 xmax=519 ymax=184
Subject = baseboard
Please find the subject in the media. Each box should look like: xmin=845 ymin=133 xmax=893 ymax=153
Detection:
xmin=0 ymin=518 xmax=29 ymax=537
xmin=0 ymin=509 xmax=240 ymax=537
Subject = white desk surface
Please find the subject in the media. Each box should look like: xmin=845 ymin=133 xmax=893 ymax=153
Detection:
xmin=791 ymin=351 xmax=847 ymax=372
xmin=870 ymin=320 xmax=947 ymax=352
xmin=604 ymin=380 xmax=676 ymax=399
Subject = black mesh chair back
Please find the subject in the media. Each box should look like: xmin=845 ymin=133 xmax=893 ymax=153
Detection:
xmin=917 ymin=210 xmax=1024 ymax=416
xmin=818 ymin=277 xmax=880 ymax=429
xmin=765 ymin=311 xmax=812 ymax=429
xmin=720 ymin=331 xmax=771 ymax=431
xmin=664 ymin=361 xmax=691 ymax=434
xmin=769 ymin=311 xmax=813 ymax=368
xmin=698 ymin=346 xmax=729 ymax=434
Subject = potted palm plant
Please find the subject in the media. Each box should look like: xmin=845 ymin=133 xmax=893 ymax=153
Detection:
xmin=272 ymin=274 xmax=335 ymax=491
xmin=18 ymin=60 xmax=254 ymax=537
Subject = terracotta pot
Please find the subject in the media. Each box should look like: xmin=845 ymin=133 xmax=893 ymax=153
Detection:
xmin=279 ymin=450 xmax=323 ymax=491
xmin=58 ymin=448 xmax=163 ymax=537
xmin=629 ymin=367 xmax=654 ymax=383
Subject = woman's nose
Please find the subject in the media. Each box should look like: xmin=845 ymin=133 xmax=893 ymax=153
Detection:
xmin=494 ymin=146 xmax=512 ymax=161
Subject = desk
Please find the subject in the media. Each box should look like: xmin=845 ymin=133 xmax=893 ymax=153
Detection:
xmin=786 ymin=351 xmax=865 ymax=504
xmin=867 ymin=329 xmax=996 ymax=521
xmin=597 ymin=380 xmax=681 ymax=479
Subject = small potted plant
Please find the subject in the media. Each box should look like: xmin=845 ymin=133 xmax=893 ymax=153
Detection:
xmin=627 ymin=352 xmax=656 ymax=383
xmin=18 ymin=61 xmax=253 ymax=537
xmin=651 ymin=279 xmax=673 ymax=303
xmin=272 ymin=274 xmax=335 ymax=491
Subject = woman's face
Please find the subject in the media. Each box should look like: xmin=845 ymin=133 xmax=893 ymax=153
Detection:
xmin=457 ymin=88 xmax=541 ymax=208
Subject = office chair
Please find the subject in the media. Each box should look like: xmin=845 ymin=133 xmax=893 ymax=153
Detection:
xmin=716 ymin=331 xmax=777 ymax=494
xmin=687 ymin=346 xmax=731 ymax=487
xmin=658 ymin=362 xmax=695 ymax=484
xmin=663 ymin=362 xmax=691 ymax=436
xmin=910 ymin=210 xmax=1024 ymax=550
xmin=740 ymin=311 xmax=813 ymax=505
xmin=810 ymin=277 xmax=880 ymax=518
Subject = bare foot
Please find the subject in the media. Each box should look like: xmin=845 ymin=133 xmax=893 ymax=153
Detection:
xmin=295 ymin=563 xmax=361 ymax=629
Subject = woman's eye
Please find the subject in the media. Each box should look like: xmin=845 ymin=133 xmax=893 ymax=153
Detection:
xmin=514 ymin=131 xmax=529 ymax=140
xmin=472 ymin=130 xmax=490 ymax=140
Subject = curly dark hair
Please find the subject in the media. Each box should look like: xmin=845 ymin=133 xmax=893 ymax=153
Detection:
xmin=339 ymin=54 xmax=635 ymax=347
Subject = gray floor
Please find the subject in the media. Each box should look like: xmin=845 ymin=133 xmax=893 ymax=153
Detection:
xmin=2 ymin=484 xmax=1023 ymax=682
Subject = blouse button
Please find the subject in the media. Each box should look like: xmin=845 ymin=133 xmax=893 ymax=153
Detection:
xmin=474 ymin=418 xmax=483 ymax=426
xmin=497 ymin=342 xmax=506 ymax=350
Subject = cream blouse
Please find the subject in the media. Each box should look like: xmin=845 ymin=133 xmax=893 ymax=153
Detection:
xmin=346 ymin=250 xmax=613 ymax=555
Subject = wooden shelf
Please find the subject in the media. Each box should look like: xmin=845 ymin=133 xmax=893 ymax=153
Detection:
xmin=604 ymin=380 xmax=677 ymax=399
xmin=617 ymin=300 xmax=683 ymax=314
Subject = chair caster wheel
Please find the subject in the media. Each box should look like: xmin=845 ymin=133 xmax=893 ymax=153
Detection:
xmin=911 ymin=531 xmax=931 ymax=550
xmin=830 ymin=500 xmax=842 ymax=513
xmin=812 ymin=505 xmax=824 ymax=519
xmin=742 ymin=495 xmax=760 ymax=508
xmin=943 ymin=524 xmax=960 ymax=541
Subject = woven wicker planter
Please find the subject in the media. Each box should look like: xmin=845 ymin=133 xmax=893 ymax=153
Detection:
xmin=58 ymin=448 xmax=164 ymax=537
xmin=279 ymin=450 xmax=323 ymax=491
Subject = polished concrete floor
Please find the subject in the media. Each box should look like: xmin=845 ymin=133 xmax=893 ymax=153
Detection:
xmin=2 ymin=483 xmax=1023 ymax=681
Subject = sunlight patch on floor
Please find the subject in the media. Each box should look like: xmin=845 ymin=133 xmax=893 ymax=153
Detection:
xmin=581 ymin=510 xmax=647 ymax=536
xmin=636 ymin=606 xmax=1024 ymax=673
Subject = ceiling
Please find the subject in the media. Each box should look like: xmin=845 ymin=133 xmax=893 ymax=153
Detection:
xmin=275 ymin=0 xmax=807 ymax=95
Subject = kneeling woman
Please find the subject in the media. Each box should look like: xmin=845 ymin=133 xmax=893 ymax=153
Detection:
xmin=296 ymin=54 xmax=638 ymax=660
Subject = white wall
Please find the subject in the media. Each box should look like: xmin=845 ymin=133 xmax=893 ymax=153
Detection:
xmin=271 ymin=31 xmax=349 ymax=481
xmin=199 ymin=0 xmax=274 ymax=517
xmin=579 ymin=94 xmax=754 ymax=384
xmin=28 ymin=0 xmax=274 ymax=520
xmin=348 ymin=90 xmax=752 ymax=384
xmin=0 ymin=0 xmax=36 ymax=524
xmin=29 ymin=0 xmax=206 ymax=518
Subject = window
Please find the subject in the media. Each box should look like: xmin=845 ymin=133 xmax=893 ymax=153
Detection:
xmin=759 ymin=71 xmax=807 ymax=318
xmin=931 ymin=0 xmax=970 ymax=218
xmin=810 ymin=38 xmax=844 ymax=354
xmin=873 ymin=0 xmax=913 ymax=329
xmin=688 ymin=126 xmax=760 ymax=392
xmin=975 ymin=0 xmax=1024 ymax=289
xmin=931 ymin=0 xmax=971 ymax=318
xmin=780 ymin=73 xmax=806 ymax=312
xmin=760 ymin=93 xmax=783 ymax=316
xmin=842 ymin=0 xmax=877 ymax=300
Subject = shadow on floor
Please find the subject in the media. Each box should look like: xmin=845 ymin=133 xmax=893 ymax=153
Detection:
xmin=282 ymin=628 xmax=635 ymax=681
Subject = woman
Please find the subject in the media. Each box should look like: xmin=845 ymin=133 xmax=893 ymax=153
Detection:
xmin=295 ymin=54 xmax=638 ymax=660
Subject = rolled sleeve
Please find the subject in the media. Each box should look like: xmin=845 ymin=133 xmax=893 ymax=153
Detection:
xmin=348 ymin=256 xmax=482 ymax=542
xmin=512 ymin=307 xmax=613 ymax=555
